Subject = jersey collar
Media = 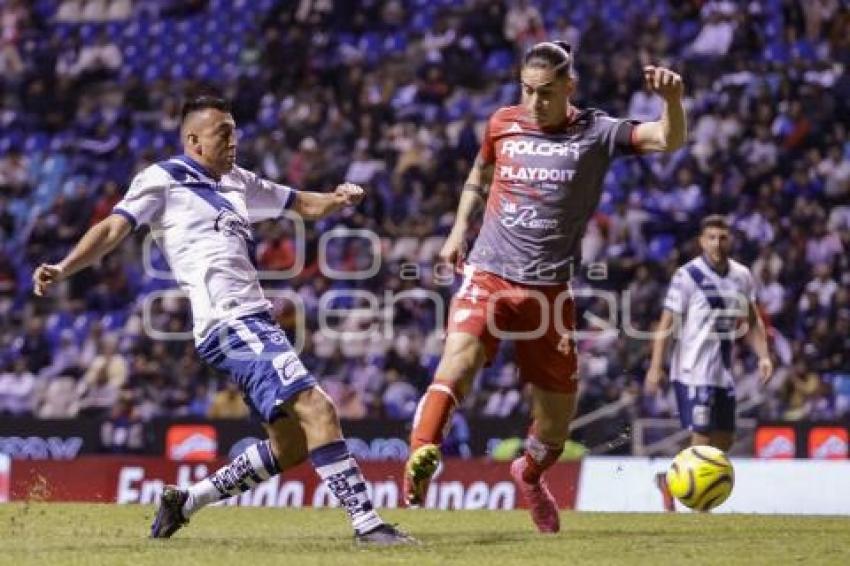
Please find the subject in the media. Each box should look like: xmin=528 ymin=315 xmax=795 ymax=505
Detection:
xmin=701 ymin=255 xmax=730 ymax=277
xmin=537 ymin=104 xmax=581 ymax=134
xmin=177 ymin=154 xmax=220 ymax=182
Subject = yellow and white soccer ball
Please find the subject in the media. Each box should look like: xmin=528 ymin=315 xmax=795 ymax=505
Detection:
xmin=666 ymin=445 xmax=734 ymax=511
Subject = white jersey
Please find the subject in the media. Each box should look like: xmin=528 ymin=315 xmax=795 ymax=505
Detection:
xmin=663 ymin=256 xmax=756 ymax=388
xmin=113 ymin=155 xmax=297 ymax=343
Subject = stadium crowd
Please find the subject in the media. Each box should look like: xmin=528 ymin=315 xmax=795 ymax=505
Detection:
xmin=0 ymin=0 xmax=848 ymax=438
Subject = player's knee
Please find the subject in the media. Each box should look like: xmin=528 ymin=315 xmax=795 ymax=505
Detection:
xmin=438 ymin=337 xmax=485 ymax=392
xmin=264 ymin=419 xmax=308 ymax=469
xmin=293 ymin=387 xmax=340 ymax=431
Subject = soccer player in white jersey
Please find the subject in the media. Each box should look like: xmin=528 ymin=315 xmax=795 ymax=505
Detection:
xmin=645 ymin=215 xmax=774 ymax=451
xmin=33 ymin=96 xmax=414 ymax=545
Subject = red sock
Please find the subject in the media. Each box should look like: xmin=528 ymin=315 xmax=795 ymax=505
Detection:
xmin=410 ymin=381 xmax=461 ymax=451
xmin=522 ymin=435 xmax=564 ymax=484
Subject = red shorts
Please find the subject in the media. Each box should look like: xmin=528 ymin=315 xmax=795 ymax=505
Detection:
xmin=446 ymin=266 xmax=578 ymax=394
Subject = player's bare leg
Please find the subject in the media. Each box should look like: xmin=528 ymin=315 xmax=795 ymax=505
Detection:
xmin=289 ymin=386 xmax=416 ymax=545
xmin=152 ymin=415 xmax=308 ymax=539
xmin=510 ymin=387 xmax=576 ymax=533
xmin=404 ymin=332 xmax=486 ymax=506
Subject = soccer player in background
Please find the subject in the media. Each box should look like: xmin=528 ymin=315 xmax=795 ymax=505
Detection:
xmin=644 ymin=216 xmax=774 ymax=450
xmin=404 ymin=41 xmax=687 ymax=533
xmin=33 ymin=96 xmax=414 ymax=545
xmin=644 ymin=215 xmax=773 ymax=512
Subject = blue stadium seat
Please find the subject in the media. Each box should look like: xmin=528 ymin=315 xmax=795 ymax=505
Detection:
xmin=24 ymin=133 xmax=50 ymax=155
xmin=384 ymin=33 xmax=407 ymax=55
xmin=71 ymin=312 xmax=96 ymax=341
xmin=647 ymin=234 xmax=676 ymax=262
xmin=359 ymin=33 xmax=384 ymax=64
xmin=484 ymin=50 xmax=514 ymax=75
xmin=101 ymin=310 xmax=129 ymax=331
xmin=78 ymin=24 xmax=98 ymax=43
xmin=128 ymin=128 xmax=154 ymax=153
xmin=410 ymin=11 xmax=434 ymax=33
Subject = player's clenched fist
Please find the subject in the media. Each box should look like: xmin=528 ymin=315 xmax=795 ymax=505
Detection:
xmin=33 ymin=263 xmax=64 ymax=296
xmin=334 ymin=182 xmax=366 ymax=206
xmin=438 ymin=231 xmax=465 ymax=268
xmin=643 ymin=65 xmax=683 ymax=101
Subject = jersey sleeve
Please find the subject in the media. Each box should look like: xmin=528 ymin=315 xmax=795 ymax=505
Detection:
xmin=112 ymin=166 xmax=167 ymax=230
xmin=479 ymin=115 xmax=497 ymax=164
xmin=663 ymin=268 xmax=692 ymax=314
xmin=242 ymin=168 xmax=298 ymax=223
xmin=594 ymin=112 xmax=641 ymax=158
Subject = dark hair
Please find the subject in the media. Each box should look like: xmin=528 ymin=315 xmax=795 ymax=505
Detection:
xmin=180 ymin=95 xmax=231 ymax=123
xmin=700 ymin=214 xmax=730 ymax=233
xmin=523 ymin=41 xmax=574 ymax=79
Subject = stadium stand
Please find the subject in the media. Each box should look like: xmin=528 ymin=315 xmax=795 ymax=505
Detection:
xmin=0 ymin=0 xmax=848 ymax=433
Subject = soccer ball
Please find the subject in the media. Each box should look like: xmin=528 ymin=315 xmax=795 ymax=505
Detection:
xmin=665 ymin=445 xmax=734 ymax=511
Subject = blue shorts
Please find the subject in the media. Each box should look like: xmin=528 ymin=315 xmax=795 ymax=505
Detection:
xmin=197 ymin=312 xmax=317 ymax=423
xmin=673 ymin=382 xmax=736 ymax=434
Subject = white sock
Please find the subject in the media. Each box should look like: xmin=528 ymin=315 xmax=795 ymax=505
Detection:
xmin=309 ymin=440 xmax=383 ymax=535
xmin=182 ymin=440 xmax=279 ymax=518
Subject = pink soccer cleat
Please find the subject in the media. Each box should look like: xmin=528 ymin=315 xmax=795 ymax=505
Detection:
xmin=510 ymin=457 xmax=560 ymax=534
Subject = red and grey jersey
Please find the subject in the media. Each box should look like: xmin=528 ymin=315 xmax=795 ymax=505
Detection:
xmin=467 ymin=105 xmax=639 ymax=283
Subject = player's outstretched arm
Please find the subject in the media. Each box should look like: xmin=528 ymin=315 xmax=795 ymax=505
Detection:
xmin=439 ymin=152 xmax=493 ymax=266
xmin=745 ymin=302 xmax=774 ymax=385
xmin=32 ymin=213 xmax=132 ymax=296
xmin=644 ymin=309 xmax=677 ymax=394
xmin=292 ymin=182 xmax=365 ymax=220
xmin=632 ymin=65 xmax=687 ymax=153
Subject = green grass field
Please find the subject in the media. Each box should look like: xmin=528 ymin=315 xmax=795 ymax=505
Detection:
xmin=1 ymin=504 xmax=849 ymax=566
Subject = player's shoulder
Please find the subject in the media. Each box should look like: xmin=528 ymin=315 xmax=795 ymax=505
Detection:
xmin=677 ymin=256 xmax=703 ymax=274
xmin=130 ymin=162 xmax=172 ymax=189
xmin=488 ymin=105 xmax=525 ymax=131
xmin=671 ymin=258 xmax=703 ymax=286
xmin=224 ymin=164 xmax=254 ymax=185
xmin=728 ymin=259 xmax=754 ymax=284
xmin=583 ymin=108 xmax=627 ymax=133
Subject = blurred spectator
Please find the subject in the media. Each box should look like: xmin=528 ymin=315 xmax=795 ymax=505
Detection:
xmin=69 ymin=30 xmax=122 ymax=83
xmin=0 ymin=359 xmax=35 ymax=416
xmin=627 ymin=85 xmax=663 ymax=122
xmin=688 ymin=8 xmax=736 ymax=57
xmin=40 ymin=329 xmax=81 ymax=380
xmin=801 ymin=264 xmax=838 ymax=309
xmin=76 ymin=363 xmax=120 ymax=418
xmin=0 ymin=150 xmax=30 ymax=198
xmin=207 ymin=381 xmax=250 ymax=419
xmin=15 ymin=317 xmax=52 ymax=374
xmin=82 ymin=334 xmax=128 ymax=389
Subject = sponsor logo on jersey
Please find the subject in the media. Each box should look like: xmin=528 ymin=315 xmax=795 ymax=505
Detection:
xmin=500 ymin=202 xmax=559 ymax=230
xmin=499 ymin=165 xmax=575 ymax=183
xmin=501 ymin=139 xmax=581 ymax=159
xmin=272 ymin=351 xmax=309 ymax=383
xmin=214 ymin=208 xmax=251 ymax=240
xmin=506 ymin=122 xmax=523 ymax=134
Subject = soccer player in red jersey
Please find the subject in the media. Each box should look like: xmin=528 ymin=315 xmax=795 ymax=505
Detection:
xmin=404 ymin=41 xmax=687 ymax=533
